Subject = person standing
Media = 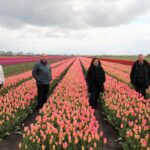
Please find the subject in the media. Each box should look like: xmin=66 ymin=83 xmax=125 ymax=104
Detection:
xmin=86 ymin=58 xmax=106 ymax=109
xmin=32 ymin=54 xmax=52 ymax=109
xmin=0 ymin=64 xmax=4 ymax=89
xmin=130 ymin=54 xmax=150 ymax=99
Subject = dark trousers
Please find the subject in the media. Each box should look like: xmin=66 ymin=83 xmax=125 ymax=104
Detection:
xmin=135 ymin=85 xmax=147 ymax=99
xmin=89 ymin=90 xmax=100 ymax=109
xmin=37 ymin=84 xmax=50 ymax=109
xmin=0 ymin=84 xmax=2 ymax=89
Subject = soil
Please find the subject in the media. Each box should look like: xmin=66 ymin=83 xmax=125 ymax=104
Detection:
xmin=0 ymin=108 xmax=39 ymax=150
xmin=94 ymin=103 xmax=123 ymax=150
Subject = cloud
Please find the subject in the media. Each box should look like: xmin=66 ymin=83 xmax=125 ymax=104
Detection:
xmin=82 ymin=0 xmax=150 ymax=27
xmin=0 ymin=0 xmax=75 ymax=29
xmin=0 ymin=0 xmax=150 ymax=29
xmin=0 ymin=20 xmax=150 ymax=55
xmin=0 ymin=0 xmax=150 ymax=55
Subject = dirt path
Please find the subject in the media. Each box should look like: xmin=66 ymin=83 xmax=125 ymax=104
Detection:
xmin=0 ymin=108 xmax=39 ymax=150
xmin=94 ymin=103 xmax=123 ymax=150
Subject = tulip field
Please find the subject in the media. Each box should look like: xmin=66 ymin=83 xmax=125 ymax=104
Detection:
xmin=0 ymin=56 xmax=64 ymax=65
xmin=101 ymin=60 xmax=150 ymax=95
xmin=0 ymin=58 xmax=73 ymax=94
xmin=80 ymin=57 xmax=150 ymax=150
xmin=20 ymin=59 xmax=107 ymax=150
xmin=0 ymin=56 xmax=149 ymax=150
xmin=0 ymin=58 xmax=74 ymax=138
xmin=2 ymin=56 xmax=71 ymax=77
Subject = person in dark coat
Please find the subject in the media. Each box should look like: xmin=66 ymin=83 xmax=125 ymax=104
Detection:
xmin=130 ymin=54 xmax=150 ymax=99
xmin=32 ymin=54 xmax=52 ymax=109
xmin=86 ymin=58 xmax=106 ymax=108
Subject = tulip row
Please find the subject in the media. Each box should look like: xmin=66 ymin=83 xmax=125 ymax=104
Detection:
xmin=103 ymin=76 xmax=150 ymax=150
xmin=80 ymin=57 xmax=150 ymax=150
xmin=100 ymin=58 xmax=134 ymax=66
xmin=102 ymin=63 xmax=130 ymax=83
xmin=101 ymin=60 xmax=131 ymax=73
xmin=101 ymin=61 xmax=150 ymax=95
xmin=0 ymin=59 xmax=74 ymax=138
xmin=84 ymin=57 xmax=150 ymax=95
xmin=81 ymin=57 xmax=130 ymax=84
xmin=21 ymin=59 xmax=106 ymax=150
xmin=0 ymin=56 xmax=67 ymax=65
xmin=0 ymin=58 xmax=72 ymax=94
xmin=80 ymin=57 xmax=150 ymax=95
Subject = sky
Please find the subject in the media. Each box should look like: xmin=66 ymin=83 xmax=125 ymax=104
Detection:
xmin=0 ymin=0 xmax=150 ymax=55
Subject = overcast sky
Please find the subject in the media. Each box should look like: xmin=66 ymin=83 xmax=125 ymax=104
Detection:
xmin=0 ymin=0 xmax=150 ymax=55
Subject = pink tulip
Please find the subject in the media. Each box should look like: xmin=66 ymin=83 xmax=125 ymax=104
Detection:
xmin=103 ymin=138 xmax=107 ymax=144
xmin=21 ymin=58 xmax=104 ymax=149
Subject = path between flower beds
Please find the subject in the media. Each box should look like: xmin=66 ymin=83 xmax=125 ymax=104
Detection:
xmin=94 ymin=105 xmax=123 ymax=150
xmin=0 ymin=109 xmax=39 ymax=150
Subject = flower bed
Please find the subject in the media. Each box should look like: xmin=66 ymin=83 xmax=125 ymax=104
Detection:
xmin=0 ymin=56 xmax=68 ymax=65
xmin=0 ymin=58 xmax=73 ymax=94
xmin=80 ymin=57 xmax=150 ymax=150
xmin=0 ymin=59 xmax=74 ymax=138
xmin=21 ymin=59 xmax=106 ymax=150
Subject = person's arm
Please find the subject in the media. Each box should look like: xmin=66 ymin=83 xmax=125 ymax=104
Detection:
xmin=130 ymin=63 xmax=136 ymax=85
xmin=86 ymin=68 xmax=91 ymax=83
xmin=86 ymin=68 xmax=92 ymax=93
xmin=101 ymin=67 xmax=106 ymax=83
xmin=49 ymin=65 xmax=52 ymax=81
xmin=32 ymin=63 xmax=40 ymax=81
xmin=0 ymin=65 xmax=5 ymax=85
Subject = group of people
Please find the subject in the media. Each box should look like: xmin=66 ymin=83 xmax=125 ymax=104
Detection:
xmin=86 ymin=54 xmax=150 ymax=109
xmin=0 ymin=54 xmax=149 ymax=110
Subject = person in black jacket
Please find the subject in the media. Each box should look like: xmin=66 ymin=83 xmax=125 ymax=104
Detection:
xmin=32 ymin=54 xmax=52 ymax=109
xmin=130 ymin=54 xmax=150 ymax=99
xmin=86 ymin=58 xmax=106 ymax=109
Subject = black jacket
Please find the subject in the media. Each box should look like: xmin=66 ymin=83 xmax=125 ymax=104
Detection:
xmin=130 ymin=60 xmax=150 ymax=88
xmin=86 ymin=65 xmax=106 ymax=92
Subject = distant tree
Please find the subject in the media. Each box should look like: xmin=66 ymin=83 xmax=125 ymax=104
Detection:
xmin=26 ymin=52 xmax=34 ymax=56
xmin=16 ymin=52 xmax=24 ymax=55
xmin=0 ymin=50 xmax=37 ymax=56
xmin=0 ymin=51 xmax=5 ymax=56
xmin=6 ymin=51 xmax=13 ymax=56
